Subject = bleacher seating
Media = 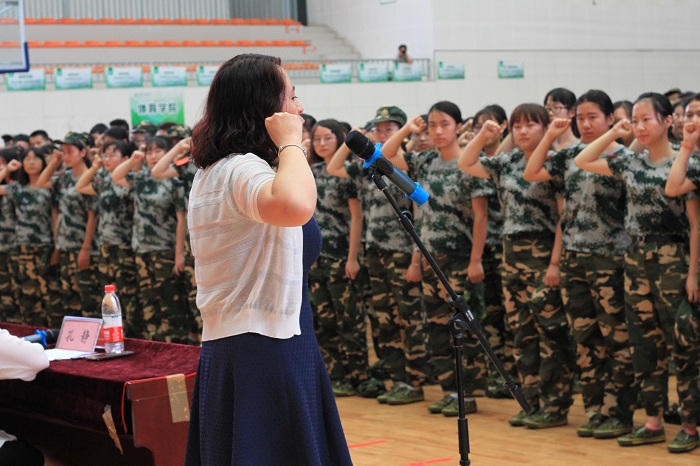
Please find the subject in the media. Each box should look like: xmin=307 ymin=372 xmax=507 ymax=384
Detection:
xmin=3 ymin=15 xmax=361 ymax=84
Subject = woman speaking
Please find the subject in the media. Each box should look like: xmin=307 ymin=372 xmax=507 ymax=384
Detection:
xmin=184 ymin=54 xmax=353 ymax=466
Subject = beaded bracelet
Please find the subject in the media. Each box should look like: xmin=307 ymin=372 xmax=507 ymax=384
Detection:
xmin=279 ymin=144 xmax=307 ymax=158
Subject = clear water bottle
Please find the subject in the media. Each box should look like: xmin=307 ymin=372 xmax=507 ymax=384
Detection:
xmin=101 ymin=284 xmax=124 ymax=353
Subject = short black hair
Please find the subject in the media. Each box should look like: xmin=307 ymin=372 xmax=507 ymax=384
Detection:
xmin=29 ymin=130 xmax=50 ymax=140
xmin=90 ymin=123 xmax=108 ymax=135
xmin=103 ymin=127 xmax=129 ymax=142
xmin=109 ymin=118 xmax=130 ymax=132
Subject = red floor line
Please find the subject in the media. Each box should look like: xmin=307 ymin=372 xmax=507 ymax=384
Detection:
xmin=407 ymin=458 xmax=454 ymax=466
xmin=347 ymin=439 xmax=388 ymax=449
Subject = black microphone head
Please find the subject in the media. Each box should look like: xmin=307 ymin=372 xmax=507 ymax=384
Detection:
xmin=45 ymin=329 xmax=60 ymax=344
xmin=345 ymin=130 xmax=376 ymax=160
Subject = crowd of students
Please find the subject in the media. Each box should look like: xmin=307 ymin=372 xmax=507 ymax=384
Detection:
xmin=0 ymin=120 xmax=200 ymax=345
xmin=0 ymin=85 xmax=699 ymax=455
xmin=302 ymin=87 xmax=699 ymax=455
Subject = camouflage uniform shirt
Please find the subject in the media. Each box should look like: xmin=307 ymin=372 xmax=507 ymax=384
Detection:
xmin=346 ymin=160 xmax=413 ymax=253
xmin=311 ymin=162 xmax=358 ymax=260
xmin=127 ymin=169 xmax=186 ymax=253
xmin=91 ymin=167 xmax=134 ymax=246
xmin=608 ymin=151 xmax=690 ymax=237
xmin=4 ymin=183 xmax=53 ymax=246
xmin=405 ymin=150 xmax=495 ymax=254
xmin=53 ymin=169 xmax=98 ymax=253
xmin=480 ymin=149 xmax=559 ymax=236
xmin=175 ymin=160 xmax=198 ymax=205
xmin=0 ymin=191 xmax=15 ymax=252
xmin=544 ymin=143 xmax=630 ymax=256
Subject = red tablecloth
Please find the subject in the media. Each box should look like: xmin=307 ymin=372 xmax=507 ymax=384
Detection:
xmin=0 ymin=322 xmax=200 ymax=433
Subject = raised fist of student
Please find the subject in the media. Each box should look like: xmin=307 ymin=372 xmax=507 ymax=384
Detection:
xmin=480 ymin=120 xmax=502 ymax=139
xmin=611 ymin=119 xmax=633 ymax=139
xmin=683 ymin=121 xmax=700 ymax=146
xmin=6 ymin=159 xmax=22 ymax=172
xmin=408 ymin=115 xmax=426 ymax=134
xmin=132 ymin=150 xmax=145 ymax=162
xmin=547 ymin=118 xmax=571 ymax=137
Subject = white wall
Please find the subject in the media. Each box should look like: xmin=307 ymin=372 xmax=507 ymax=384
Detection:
xmin=307 ymin=0 xmax=435 ymax=60
xmin=432 ymin=0 xmax=699 ymax=51
xmin=3 ymin=0 xmax=700 ymax=138
xmin=308 ymin=0 xmax=700 ymax=54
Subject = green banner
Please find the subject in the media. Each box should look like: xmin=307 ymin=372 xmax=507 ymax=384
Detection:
xmin=54 ymin=67 xmax=93 ymax=90
xmin=437 ymin=61 xmax=465 ymax=80
xmin=130 ymin=89 xmax=185 ymax=126
xmin=5 ymin=69 xmax=46 ymax=91
xmin=196 ymin=65 xmax=219 ymax=86
xmin=358 ymin=63 xmax=388 ymax=83
xmin=152 ymin=66 xmax=188 ymax=87
xmin=105 ymin=66 xmax=143 ymax=88
xmin=393 ymin=63 xmax=422 ymax=82
xmin=498 ymin=60 xmax=525 ymax=79
xmin=320 ymin=63 xmax=352 ymax=84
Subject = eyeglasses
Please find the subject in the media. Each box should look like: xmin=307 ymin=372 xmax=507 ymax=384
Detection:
xmin=546 ymin=105 xmax=569 ymax=114
xmin=312 ymin=135 xmax=336 ymax=145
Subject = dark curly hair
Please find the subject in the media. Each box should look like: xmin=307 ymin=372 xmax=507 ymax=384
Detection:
xmin=191 ymin=54 xmax=286 ymax=169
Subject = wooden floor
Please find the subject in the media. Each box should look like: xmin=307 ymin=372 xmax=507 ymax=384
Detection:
xmin=335 ymin=380 xmax=698 ymax=466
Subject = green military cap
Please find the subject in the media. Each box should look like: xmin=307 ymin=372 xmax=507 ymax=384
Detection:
xmin=55 ymin=131 xmax=91 ymax=150
xmin=369 ymin=106 xmax=407 ymax=127
xmin=165 ymin=124 xmax=192 ymax=139
xmin=132 ymin=120 xmax=158 ymax=136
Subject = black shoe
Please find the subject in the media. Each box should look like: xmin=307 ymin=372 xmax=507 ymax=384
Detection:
xmin=663 ymin=403 xmax=682 ymax=425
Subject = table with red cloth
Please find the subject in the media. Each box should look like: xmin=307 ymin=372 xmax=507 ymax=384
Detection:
xmin=0 ymin=322 xmax=200 ymax=466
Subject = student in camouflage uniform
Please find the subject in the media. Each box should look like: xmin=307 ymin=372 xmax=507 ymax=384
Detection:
xmin=577 ymin=92 xmax=699 ymax=453
xmin=471 ymin=105 xmax=516 ymax=399
xmin=327 ymin=106 xmax=431 ymax=404
xmin=524 ymin=90 xmax=637 ymax=439
xmin=0 ymin=147 xmax=20 ymax=322
xmin=36 ymin=132 xmax=100 ymax=323
xmin=75 ymin=140 xmax=141 ymax=337
xmin=0 ymin=146 xmax=56 ymax=326
xmin=113 ymin=136 xmax=191 ymax=343
xmin=460 ymin=103 xmax=575 ymax=429
xmin=308 ymin=119 xmax=369 ymax=396
xmin=659 ymin=97 xmax=700 ymax=453
xmin=382 ymin=102 xmax=496 ymax=416
xmin=151 ymin=135 xmax=201 ymax=342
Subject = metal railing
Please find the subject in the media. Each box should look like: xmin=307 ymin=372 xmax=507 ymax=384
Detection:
xmin=0 ymin=58 xmax=433 ymax=85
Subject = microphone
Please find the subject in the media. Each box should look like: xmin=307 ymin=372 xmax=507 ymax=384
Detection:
xmin=345 ymin=130 xmax=429 ymax=205
xmin=21 ymin=329 xmax=59 ymax=348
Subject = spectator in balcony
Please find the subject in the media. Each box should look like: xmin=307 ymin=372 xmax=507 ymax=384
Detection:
xmin=396 ymin=44 xmax=413 ymax=64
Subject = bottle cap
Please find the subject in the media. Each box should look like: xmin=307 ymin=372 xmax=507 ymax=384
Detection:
xmin=104 ymin=284 xmax=116 ymax=293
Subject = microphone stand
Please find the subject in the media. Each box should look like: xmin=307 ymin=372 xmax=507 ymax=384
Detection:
xmin=370 ymin=173 xmax=532 ymax=465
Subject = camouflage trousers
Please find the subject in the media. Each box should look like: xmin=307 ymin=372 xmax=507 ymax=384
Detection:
xmin=310 ymin=255 xmax=369 ymax=386
xmin=98 ymin=244 xmax=141 ymax=338
xmin=501 ymin=236 xmax=575 ymax=414
xmin=675 ymin=297 xmax=700 ymax=425
xmin=135 ymin=251 xmax=192 ymax=344
xmin=481 ymin=245 xmax=517 ymax=391
xmin=561 ymin=250 xmax=636 ymax=422
xmin=365 ymin=247 xmax=430 ymax=387
xmin=184 ymin=238 xmax=201 ymax=342
xmin=625 ymin=240 xmax=698 ymax=419
xmin=0 ymin=250 xmax=19 ymax=323
xmin=422 ymin=252 xmax=487 ymax=396
xmin=356 ymin=250 xmax=380 ymax=359
xmin=59 ymin=250 xmax=101 ymax=322
xmin=14 ymin=245 xmax=52 ymax=326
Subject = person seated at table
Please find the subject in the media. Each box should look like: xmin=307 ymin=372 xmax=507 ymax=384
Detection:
xmin=0 ymin=327 xmax=64 ymax=465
